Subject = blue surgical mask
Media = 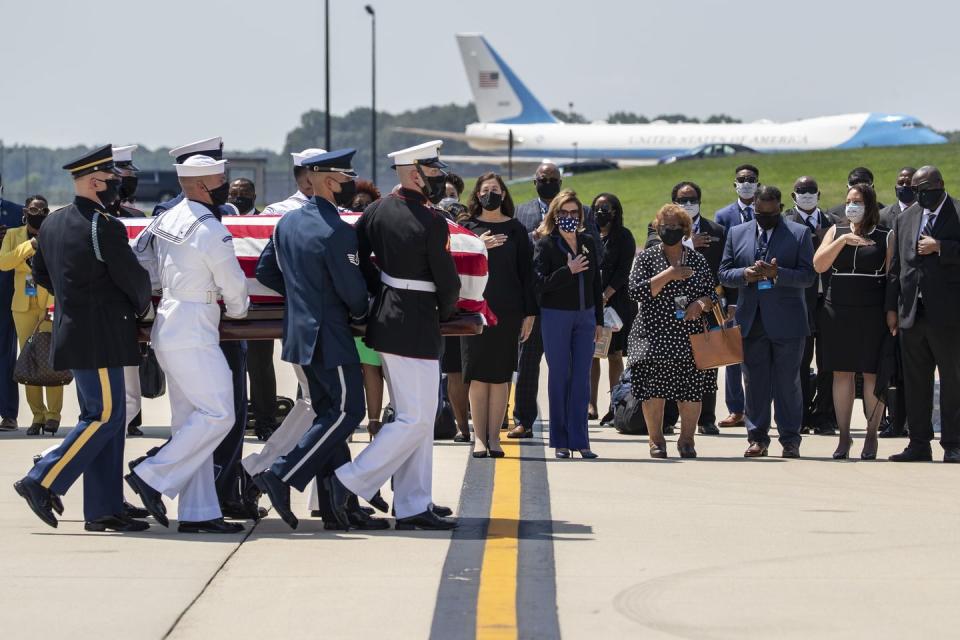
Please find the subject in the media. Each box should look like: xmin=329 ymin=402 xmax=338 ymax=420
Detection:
xmin=557 ymin=216 xmax=579 ymax=232
xmin=845 ymin=202 xmax=865 ymax=223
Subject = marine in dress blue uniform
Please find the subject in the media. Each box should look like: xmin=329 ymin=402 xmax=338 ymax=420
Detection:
xmin=13 ymin=146 xmax=153 ymax=532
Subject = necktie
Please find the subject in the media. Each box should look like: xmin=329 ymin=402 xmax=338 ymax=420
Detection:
xmin=803 ymin=216 xmax=817 ymax=235
xmin=742 ymin=206 xmax=753 ymax=222
xmin=923 ymin=214 xmax=936 ymax=237
xmin=755 ymin=230 xmax=768 ymax=261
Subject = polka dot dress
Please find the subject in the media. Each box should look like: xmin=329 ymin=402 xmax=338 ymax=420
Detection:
xmin=626 ymin=245 xmax=718 ymax=402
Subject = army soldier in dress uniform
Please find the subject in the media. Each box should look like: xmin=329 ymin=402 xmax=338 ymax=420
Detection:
xmin=250 ymin=149 xmax=387 ymax=531
xmin=154 ymin=137 xmax=257 ymax=520
xmin=324 ymin=140 xmax=461 ymax=531
xmin=261 ymin=148 xmax=326 ymax=215
xmin=125 ymin=155 xmax=251 ymax=534
xmin=13 ymin=145 xmax=153 ymax=532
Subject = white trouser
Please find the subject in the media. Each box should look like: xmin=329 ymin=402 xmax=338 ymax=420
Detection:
xmin=124 ymin=365 xmax=141 ymax=426
xmin=133 ymin=345 xmax=235 ymax=522
xmin=336 ymin=353 xmax=437 ymax=519
xmin=241 ymin=364 xmax=322 ymax=506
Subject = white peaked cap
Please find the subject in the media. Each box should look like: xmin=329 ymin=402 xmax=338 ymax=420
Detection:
xmin=387 ymin=139 xmax=446 ymax=167
xmin=290 ymin=148 xmax=328 ymax=167
xmin=112 ymin=145 xmax=138 ymax=162
xmin=169 ymin=136 xmax=223 ymax=160
xmin=175 ymin=155 xmax=228 ymax=177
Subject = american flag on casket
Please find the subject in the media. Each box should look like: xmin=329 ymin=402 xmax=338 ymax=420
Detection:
xmin=121 ymin=212 xmax=496 ymax=325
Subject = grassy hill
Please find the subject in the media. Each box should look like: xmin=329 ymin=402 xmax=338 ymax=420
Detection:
xmin=506 ymin=144 xmax=959 ymax=232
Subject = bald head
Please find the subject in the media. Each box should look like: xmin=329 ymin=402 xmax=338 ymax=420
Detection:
xmin=912 ymin=166 xmax=944 ymax=189
xmin=535 ymin=162 xmax=560 ymax=181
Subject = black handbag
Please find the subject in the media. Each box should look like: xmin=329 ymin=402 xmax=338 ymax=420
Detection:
xmin=14 ymin=321 xmax=73 ymax=386
xmin=139 ymin=345 xmax=166 ymax=399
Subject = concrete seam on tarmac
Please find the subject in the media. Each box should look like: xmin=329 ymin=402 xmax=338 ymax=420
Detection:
xmin=162 ymin=518 xmax=263 ymax=639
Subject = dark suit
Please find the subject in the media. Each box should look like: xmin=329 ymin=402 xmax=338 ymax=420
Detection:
xmin=886 ymin=196 xmax=960 ymax=449
xmin=513 ymin=197 xmax=600 ymax=429
xmin=28 ymin=197 xmax=152 ymax=521
xmin=879 ymin=201 xmax=908 ymax=230
xmin=0 ymin=199 xmax=25 ymax=419
xmin=256 ymin=196 xmax=368 ymax=490
xmin=719 ymin=218 xmax=816 ymax=447
xmin=784 ymin=207 xmax=836 ymax=428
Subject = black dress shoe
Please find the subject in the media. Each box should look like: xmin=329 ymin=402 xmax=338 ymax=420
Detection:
xmin=943 ymin=447 xmax=960 ymax=463
xmin=453 ymin=433 xmax=471 ymax=443
xmin=123 ymin=501 xmax=150 ymax=520
xmin=358 ymin=505 xmax=374 ymax=515
xmin=178 ymin=518 xmax=245 ymax=534
xmin=697 ymin=423 xmax=720 ymax=435
xmin=50 ymin=493 xmax=64 ymax=516
xmin=432 ymin=504 xmax=453 ymax=517
xmin=252 ymin=470 xmax=298 ymax=529
xmin=26 ymin=423 xmax=43 ymax=436
xmin=85 ymin=514 xmax=150 ymax=532
xmin=782 ymin=444 xmax=801 ymax=458
xmin=889 ymin=444 xmax=933 ymax=462
xmin=322 ymin=474 xmax=352 ymax=530
xmin=220 ymin=501 xmax=267 ymax=521
xmin=367 ymin=490 xmax=389 ymax=514
xmin=13 ymin=477 xmax=58 ymax=528
xmin=128 ymin=410 xmax=142 ymax=429
xmin=127 ymin=425 xmax=144 ymax=437
xmin=395 ymin=509 xmax=458 ymax=530
xmin=123 ymin=472 xmax=169 ymax=528
xmin=324 ymin=509 xmax=390 ymax=531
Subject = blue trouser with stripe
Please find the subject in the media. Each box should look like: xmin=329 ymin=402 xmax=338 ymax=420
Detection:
xmin=28 ymin=368 xmax=126 ymax=521
xmin=541 ymin=307 xmax=595 ymax=451
xmin=270 ymin=352 xmax=364 ymax=492
xmin=213 ymin=340 xmax=248 ymax=503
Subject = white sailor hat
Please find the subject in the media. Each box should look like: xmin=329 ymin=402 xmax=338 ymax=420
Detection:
xmin=290 ymin=147 xmax=328 ymax=167
xmin=174 ymin=155 xmax=228 ymax=177
xmin=387 ymin=139 xmax=448 ymax=169
xmin=112 ymin=144 xmax=139 ymax=170
xmin=169 ymin=136 xmax=224 ymax=163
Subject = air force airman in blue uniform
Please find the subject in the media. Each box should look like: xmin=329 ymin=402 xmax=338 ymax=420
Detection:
xmin=253 ymin=149 xmax=377 ymax=530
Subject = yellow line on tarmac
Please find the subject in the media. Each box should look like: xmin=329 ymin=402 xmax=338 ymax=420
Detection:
xmin=476 ymin=438 xmax=522 ymax=640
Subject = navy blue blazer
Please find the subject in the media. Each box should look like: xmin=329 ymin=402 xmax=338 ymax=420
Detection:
xmin=718 ymin=219 xmax=816 ymax=340
xmin=0 ymin=199 xmax=25 ymax=304
xmin=714 ymin=200 xmax=753 ymax=234
xmin=256 ymin=197 xmax=368 ymax=369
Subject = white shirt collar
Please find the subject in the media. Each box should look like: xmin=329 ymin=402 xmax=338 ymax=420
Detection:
xmin=899 ymin=200 xmax=911 ymax=211
xmin=797 ymin=207 xmax=820 ymax=223
xmin=738 ymin=199 xmax=753 ymax=211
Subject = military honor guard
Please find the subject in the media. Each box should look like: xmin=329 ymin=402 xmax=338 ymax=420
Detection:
xmin=249 ymin=149 xmax=386 ymax=530
xmin=13 ymin=145 xmax=153 ymax=532
xmin=321 ymin=140 xmax=461 ymax=530
xmin=125 ymin=154 xmax=251 ymax=534
xmin=261 ymin=148 xmax=327 ymax=215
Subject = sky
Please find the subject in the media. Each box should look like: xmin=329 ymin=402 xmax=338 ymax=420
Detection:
xmin=1 ymin=0 xmax=957 ymax=152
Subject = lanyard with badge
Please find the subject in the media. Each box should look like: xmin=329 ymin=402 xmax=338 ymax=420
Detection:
xmin=673 ymin=249 xmax=690 ymax=319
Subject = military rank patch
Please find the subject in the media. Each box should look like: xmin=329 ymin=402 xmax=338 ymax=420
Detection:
xmin=223 ymin=235 xmax=233 ymax=243
xmin=347 ymin=252 xmax=359 ymax=266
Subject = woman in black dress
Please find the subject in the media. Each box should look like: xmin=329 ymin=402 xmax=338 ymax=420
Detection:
xmin=588 ymin=193 xmax=637 ymax=423
xmin=459 ymin=173 xmax=537 ymax=457
xmin=814 ymin=183 xmax=892 ymax=460
xmin=627 ymin=204 xmax=718 ymax=459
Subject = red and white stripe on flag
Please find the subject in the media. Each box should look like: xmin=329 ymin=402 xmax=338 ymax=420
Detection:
xmin=122 ymin=213 xmax=496 ymax=325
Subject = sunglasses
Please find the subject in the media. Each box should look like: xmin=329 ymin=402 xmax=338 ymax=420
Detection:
xmin=794 ymin=186 xmax=818 ymax=195
xmin=536 ymin=177 xmax=560 ymax=184
xmin=735 ymin=176 xmax=758 ymax=184
xmin=675 ymin=197 xmax=699 ymax=205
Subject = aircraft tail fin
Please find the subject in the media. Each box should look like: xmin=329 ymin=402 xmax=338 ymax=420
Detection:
xmin=456 ymin=33 xmax=557 ymax=125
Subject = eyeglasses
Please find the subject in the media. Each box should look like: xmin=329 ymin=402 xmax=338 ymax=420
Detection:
xmin=675 ymin=197 xmax=699 ymax=205
xmin=735 ymin=176 xmax=758 ymax=184
xmin=558 ymin=208 xmax=580 ymax=216
xmin=25 ymin=207 xmax=48 ymax=215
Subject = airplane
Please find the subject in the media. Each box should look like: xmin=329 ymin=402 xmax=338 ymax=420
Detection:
xmin=398 ymin=33 xmax=947 ymax=167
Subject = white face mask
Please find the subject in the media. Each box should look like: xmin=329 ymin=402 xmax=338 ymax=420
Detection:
xmin=794 ymin=192 xmax=819 ymax=211
xmin=735 ymin=181 xmax=758 ymax=199
xmin=680 ymin=202 xmax=700 ymax=218
xmin=845 ymin=202 xmax=865 ymax=223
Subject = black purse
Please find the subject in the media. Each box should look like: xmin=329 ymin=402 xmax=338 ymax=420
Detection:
xmin=138 ymin=345 xmax=166 ymax=399
xmin=14 ymin=320 xmax=73 ymax=386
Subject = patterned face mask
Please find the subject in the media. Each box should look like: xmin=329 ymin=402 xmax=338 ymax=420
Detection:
xmin=557 ymin=216 xmax=579 ymax=232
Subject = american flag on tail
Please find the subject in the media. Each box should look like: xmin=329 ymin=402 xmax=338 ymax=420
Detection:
xmin=121 ymin=212 xmax=495 ymax=325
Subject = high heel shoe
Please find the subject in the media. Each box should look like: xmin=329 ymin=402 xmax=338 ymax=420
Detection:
xmin=832 ymin=439 xmax=852 ymax=460
xmin=677 ymin=441 xmax=697 ymax=459
xmin=555 ymin=449 xmax=570 ymax=459
xmin=26 ymin=423 xmax=43 ymax=436
xmin=578 ymin=449 xmax=598 ymax=459
xmin=488 ymin=446 xmax=505 ymax=458
xmin=860 ymin=437 xmax=879 ymax=460
xmin=43 ymin=420 xmax=60 ymax=436
xmin=472 ymin=449 xmax=488 ymax=458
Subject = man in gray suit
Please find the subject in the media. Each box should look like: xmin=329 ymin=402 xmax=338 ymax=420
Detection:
xmin=510 ymin=162 xmax=601 ymax=438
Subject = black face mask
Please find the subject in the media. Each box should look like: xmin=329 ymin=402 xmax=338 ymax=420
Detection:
xmin=334 ymin=179 xmax=357 ymax=208
xmin=479 ymin=191 xmax=503 ymax=211
xmin=895 ymin=185 xmax=916 ymax=205
xmin=205 ymin=181 xmax=231 ymax=207
xmin=755 ymin=212 xmax=781 ymax=230
xmin=658 ymin=226 xmax=685 ymax=246
xmin=595 ymin=208 xmax=614 ymax=228
xmin=535 ymin=179 xmax=561 ymax=201
xmin=229 ymin=196 xmax=255 ymax=214
xmin=96 ymin=178 xmax=120 ymax=208
xmin=416 ymin=166 xmax=447 ymax=204
xmin=917 ymin=188 xmax=945 ymax=210
xmin=26 ymin=212 xmax=47 ymax=231
xmin=119 ymin=175 xmax=139 ymax=201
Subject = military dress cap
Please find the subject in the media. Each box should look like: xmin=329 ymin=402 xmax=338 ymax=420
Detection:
xmin=112 ymin=144 xmax=139 ymax=171
xmin=169 ymin=136 xmax=223 ymax=163
xmin=290 ymin=147 xmax=328 ymax=167
xmin=62 ymin=144 xmax=119 ymax=178
xmin=387 ymin=139 xmax=448 ymax=169
xmin=302 ymin=148 xmax=358 ymax=177
xmin=174 ymin=155 xmax=228 ymax=177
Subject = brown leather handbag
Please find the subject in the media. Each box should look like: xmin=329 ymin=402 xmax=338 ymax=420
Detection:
xmin=689 ymin=306 xmax=743 ymax=370
xmin=14 ymin=320 xmax=73 ymax=386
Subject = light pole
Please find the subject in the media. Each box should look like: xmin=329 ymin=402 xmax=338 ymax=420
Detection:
xmin=324 ymin=0 xmax=331 ymax=150
xmin=365 ymin=4 xmax=376 ymax=185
